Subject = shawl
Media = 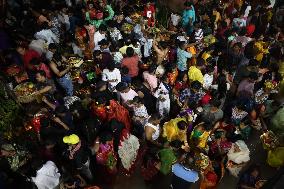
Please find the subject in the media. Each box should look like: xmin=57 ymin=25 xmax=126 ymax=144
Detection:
xmin=118 ymin=129 xmax=140 ymax=171
xmin=69 ymin=141 xmax=81 ymax=160
xmin=227 ymin=140 xmax=250 ymax=164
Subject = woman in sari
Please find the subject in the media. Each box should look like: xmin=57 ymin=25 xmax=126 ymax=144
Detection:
xmin=199 ymin=162 xmax=219 ymax=189
xmin=226 ymin=140 xmax=250 ymax=177
xmin=209 ymin=130 xmax=232 ymax=161
xmin=94 ymin=131 xmax=117 ymax=186
xmin=260 ymin=130 xmax=284 ymax=168
xmin=107 ymin=99 xmax=132 ymax=131
xmin=190 ymin=122 xmax=211 ymax=152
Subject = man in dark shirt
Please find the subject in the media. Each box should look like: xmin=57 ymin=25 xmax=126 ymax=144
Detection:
xmin=93 ymin=50 xmax=113 ymax=70
xmin=63 ymin=134 xmax=93 ymax=181
xmin=35 ymin=70 xmax=56 ymax=97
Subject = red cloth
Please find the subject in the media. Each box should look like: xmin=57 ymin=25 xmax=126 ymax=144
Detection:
xmin=168 ymin=48 xmax=177 ymax=64
xmin=143 ymin=4 xmax=155 ymax=27
xmin=23 ymin=49 xmax=40 ymax=69
xmin=121 ymin=55 xmax=139 ymax=78
xmin=246 ymin=24 xmax=255 ymax=37
xmin=201 ymin=93 xmax=212 ymax=106
xmin=107 ymin=100 xmax=132 ymax=130
xmin=206 ymin=171 xmax=218 ymax=183
xmin=174 ymin=81 xmax=188 ymax=91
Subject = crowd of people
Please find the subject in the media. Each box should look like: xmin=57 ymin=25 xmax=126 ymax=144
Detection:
xmin=0 ymin=0 xmax=284 ymax=189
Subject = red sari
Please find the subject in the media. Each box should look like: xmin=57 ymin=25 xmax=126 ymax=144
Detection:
xmin=107 ymin=100 xmax=132 ymax=131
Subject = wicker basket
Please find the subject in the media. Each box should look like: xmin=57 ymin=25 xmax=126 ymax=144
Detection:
xmin=14 ymin=82 xmax=37 ymax=103
xmin=16 ymin=93 xmax=37 ymax=103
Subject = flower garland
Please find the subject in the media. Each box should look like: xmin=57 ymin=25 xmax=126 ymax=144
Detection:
xmin=118 ymin=130 xmax=140 ymax=171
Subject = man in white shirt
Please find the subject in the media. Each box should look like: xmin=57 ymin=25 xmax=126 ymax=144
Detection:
xmin=94 ymin=24 xmax=107 ymax=51
xmin=34 ymin=22 xmax=59 ymax=45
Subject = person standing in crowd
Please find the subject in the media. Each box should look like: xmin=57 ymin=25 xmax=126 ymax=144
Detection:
xmin=177 ymin=41 xmax=193 ymax=74
xmin=63 ymin=134 xmax=93 ymax=181
xmin=171 ymin=154 xmax=199 ymax=189
xmin=1 ymin=0 xmax=283 ymax=188
xmin=121 ymin=47 xmax=140 ymax=78
xmin=49 ymin=52 xmax=74 ymax=96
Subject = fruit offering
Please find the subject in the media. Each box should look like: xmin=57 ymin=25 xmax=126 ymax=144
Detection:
xmin=68 ymin=57 xmax=84 ymax=67
xmin=14 ymin=82 xmax=36 ymax=97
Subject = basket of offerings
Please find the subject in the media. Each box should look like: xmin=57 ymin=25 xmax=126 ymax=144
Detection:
xmin=14 ymin=82 xmax=37 ymax=103
xmin=68 ymin=57 xmax=84 ymax=68
xmin=70 ymin=69 xmax=81 ymax=81
xmin=81 ymin=59 xmax=94 ymax=71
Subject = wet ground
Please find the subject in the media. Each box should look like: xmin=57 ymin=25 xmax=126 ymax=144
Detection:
xmin=113 ymin=129 xmax=281 ymax=189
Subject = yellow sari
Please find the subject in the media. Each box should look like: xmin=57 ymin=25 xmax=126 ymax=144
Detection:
xmin=163 ymin=117 xmax=187 ymax=142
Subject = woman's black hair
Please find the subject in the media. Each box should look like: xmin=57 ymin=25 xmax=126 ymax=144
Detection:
xmin=53 ymin=52 xmax=62 ymax=62
xmin=40 ymin=21 xmax=49 ymax=30
xmin=191 ymin=81 xmax=202 ymax=90
xmin=30 ymin=57 xmax=40 ymax=65
xmin=177 ymin=121 xmax=188 ymax=130
xmin=107 ymin=62 xmax=115 ymax=71
xmin=132 ymin=96 xmax=144 ymax=104
xmin=211 ymin=99 xmax=221 ymax=107
xmin=121 ymin=66 xmax=129 ymax=74
xmin=99 ymin=131 xmax=113 ymax=144
xmin=99 ymin=24 xmax=107 ymax=32
xmin=126 ymin=47 xmax=134 ymax=57
xmin=159 ymin=41 xmax=168 ymax=49
xmin=148 ymin=64 xmax=157 ymax=73
xmin=177 ymin=71 xmax=187 ymax=81
xmin=169 ymin=140 xmax=183 ymax=149
xmin=184 ymin=1 xmax=193 ymax=7
xmin=93 ymin=50 xmax=102 ymax=58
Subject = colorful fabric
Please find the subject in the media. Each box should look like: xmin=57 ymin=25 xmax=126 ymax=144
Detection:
xmin=107 ymin=100 xmax=132 ymax=130
xmin=182 ymin=5 xmax=196 ymax=27
xmin=177 ymin=48 xmax=192 ymax=71
xmin=159 ymin=148 xmax=177 ymax=175
xmin=163 ymin=117 xmax=187 ymax=142
xmin=96 ymin=141 xmax=117 ymax=172
xmin=188 ymin=66 xmax=204 ymax=84
xmin=85 ymin=5 xmax=114 ymax=28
